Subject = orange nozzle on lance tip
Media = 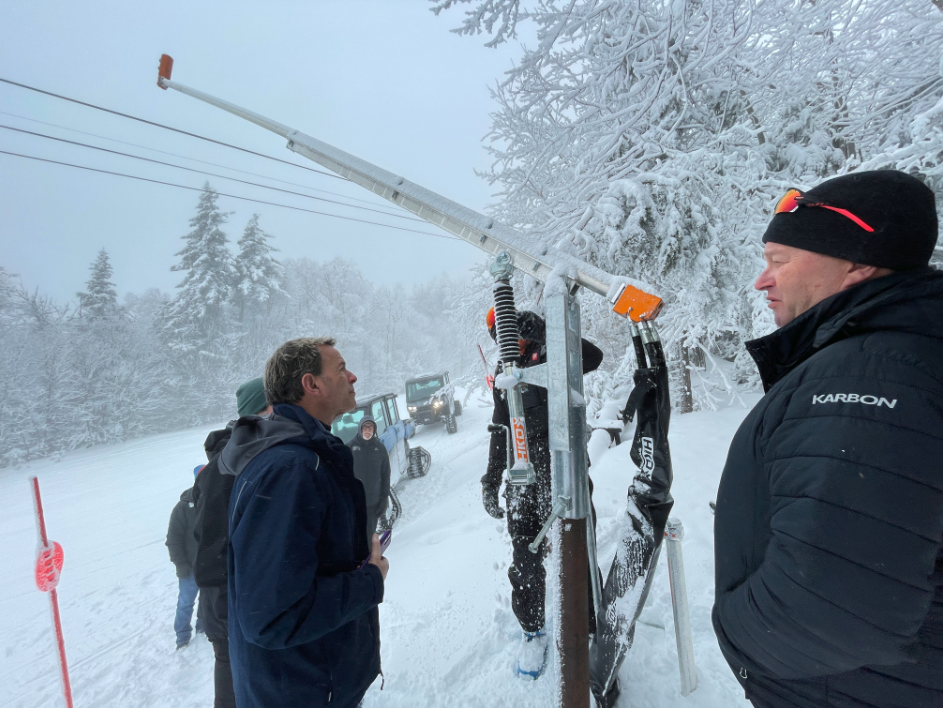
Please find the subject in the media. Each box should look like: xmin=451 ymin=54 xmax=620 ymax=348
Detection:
xmin=157 ymin=54 xmax=174 ymax=89
xmin=611 ymin=283 xmax=663 ymax=322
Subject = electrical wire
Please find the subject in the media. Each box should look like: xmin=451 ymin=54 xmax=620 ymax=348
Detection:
xmin=0 ymin=76 xmax=344 ymax=180
xmin=0 ymin=149 xmax=461 ymax=242
xmin=0 ymin=123 xmax=427 ymax=223
xmin=0 ymin=109 xmax=414 ymax=214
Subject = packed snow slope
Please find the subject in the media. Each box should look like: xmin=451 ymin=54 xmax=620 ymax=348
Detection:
xmin=1 ymin=389 xmax=759 ymax=708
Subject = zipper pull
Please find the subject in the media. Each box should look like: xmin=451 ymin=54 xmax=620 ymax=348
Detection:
xmin=739 ymin=667 xmax=748 ymax=679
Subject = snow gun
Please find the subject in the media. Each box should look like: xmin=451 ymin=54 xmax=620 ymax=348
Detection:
xmin=156 ymin=55 xmax=681 ymax=708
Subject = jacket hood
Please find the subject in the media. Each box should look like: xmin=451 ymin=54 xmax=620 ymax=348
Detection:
xmin=219 ymin=403 xmax=353 ymax=478
xmin=358 ymin=415 xmax=377 ymax=437
xmin=218 ymin=412 xmax=308 ymax=477
xmin=747 ymin=267 xmax=943 ymax=390
xmin=204 ymin=422 xmax=234 ymax=460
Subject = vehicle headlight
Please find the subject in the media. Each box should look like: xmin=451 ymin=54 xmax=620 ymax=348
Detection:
xmin=408 ymin=406 xmax=417 ymax=412
xmin=432 ymin=400 xmax=442 ymax=408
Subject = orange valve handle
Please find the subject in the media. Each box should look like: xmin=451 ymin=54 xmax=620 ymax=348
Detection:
xmin=611 ymin=283 xmax=663 ymax=322
xmin=157 ymin=54 xmax=174 ymax=89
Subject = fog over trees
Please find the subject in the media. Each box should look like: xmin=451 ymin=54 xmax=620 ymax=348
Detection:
xmin=0 ymin=185 xmax=474 ymax=468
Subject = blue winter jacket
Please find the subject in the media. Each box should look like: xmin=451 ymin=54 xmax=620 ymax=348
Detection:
xmin=225 ymin=403 xmax=383 ymax=708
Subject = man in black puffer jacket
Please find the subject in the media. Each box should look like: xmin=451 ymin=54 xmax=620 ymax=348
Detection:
xmin=348 ymin=416 xmax=391 ymax=544
xmin=714 ymin=170 xmax=943 ymax=708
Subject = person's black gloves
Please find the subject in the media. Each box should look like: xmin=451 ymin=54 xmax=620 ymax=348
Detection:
xmin=482 ymin=484 xmax=505 ymax=519
xmin=176 ymin=564 xmax=192 ymax=579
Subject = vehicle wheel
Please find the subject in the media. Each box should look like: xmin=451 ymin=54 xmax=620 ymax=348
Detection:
xmin=454 ymin=401 xmax=462 ymax=417
xmin=445 ymin=413 xmax=458 ymax=434
xmin=408 ymin=447 xmax=428 ymax=478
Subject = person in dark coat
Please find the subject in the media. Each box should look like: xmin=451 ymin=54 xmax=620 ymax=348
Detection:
xmin=191 ymin=377 xmax=271 ymax=708
xmin=481 ymin=309 xmax=603 ymax=681
xmin=714 ymin=170 xmax=943 ymax=708
xmin=225 ymin=337 xmax=387 ymax=708
xmin=348 ymin=415 xmax=391 ymax=544
xmin=166 ymin=467 xmax=204 ymax=649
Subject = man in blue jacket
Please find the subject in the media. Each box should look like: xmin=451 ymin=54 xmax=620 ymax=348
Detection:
xmin=714 ymin=171 xmax=943 ymax=708
xmin=224 ymin=336 xmax=388 ymax=708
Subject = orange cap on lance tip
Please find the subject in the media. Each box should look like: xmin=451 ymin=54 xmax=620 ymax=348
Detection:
xmin=157 ymin=54 xmax=174 ymax=89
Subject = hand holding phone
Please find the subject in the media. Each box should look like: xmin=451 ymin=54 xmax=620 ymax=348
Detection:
xmin=360 ymin=529 xmax=391 ymax=579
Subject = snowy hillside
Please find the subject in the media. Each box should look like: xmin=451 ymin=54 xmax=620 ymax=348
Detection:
xmin=0 ymin=390 xmax=758 ymax=708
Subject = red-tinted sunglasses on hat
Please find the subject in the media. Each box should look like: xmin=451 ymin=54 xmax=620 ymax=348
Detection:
xmin=774 ymin=189 xmax=874 ymax=233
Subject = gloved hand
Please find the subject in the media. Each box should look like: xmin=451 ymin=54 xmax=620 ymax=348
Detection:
xmin=482 ymin=484 xmax=505 ymax=519
xmin=175 ymin=564 xmax=192 ymax=579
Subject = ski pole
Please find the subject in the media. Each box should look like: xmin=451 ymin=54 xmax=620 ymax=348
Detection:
xmin=31 ymin=476 xmax=74 ymax=708
xmin=665 ymin=518 xmax=697 ymax=696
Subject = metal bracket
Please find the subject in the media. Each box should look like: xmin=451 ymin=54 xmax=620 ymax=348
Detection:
xmin=528 ymin=497 xmax=569 ymax=553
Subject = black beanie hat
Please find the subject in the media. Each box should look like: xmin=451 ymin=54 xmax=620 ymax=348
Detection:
xmin=762 ymin=170 xmax=938 ymax=271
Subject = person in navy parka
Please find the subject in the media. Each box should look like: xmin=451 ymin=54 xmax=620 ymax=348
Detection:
xmin=224 ymin=336 xmax=389 ymax=708
xmin=714 ymin=171 xmax=943 ymax=708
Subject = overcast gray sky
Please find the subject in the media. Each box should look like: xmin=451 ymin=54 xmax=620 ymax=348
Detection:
xmin=0 ymin=0 xmax=525 ymax=303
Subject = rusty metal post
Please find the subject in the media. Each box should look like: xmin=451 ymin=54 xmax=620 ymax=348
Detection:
xmin=559 ymin=517 xmax=591 ymax=708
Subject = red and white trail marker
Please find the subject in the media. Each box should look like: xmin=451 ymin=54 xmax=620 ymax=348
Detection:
xmin=30 ymin=476 xmax=74 ymax=708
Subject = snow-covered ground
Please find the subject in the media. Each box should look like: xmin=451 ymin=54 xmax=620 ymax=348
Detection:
xmin=1 ymin=389 xmax=760 ymax=708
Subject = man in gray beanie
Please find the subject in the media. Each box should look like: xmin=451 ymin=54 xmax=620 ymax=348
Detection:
xmin=713 ymin=170 xmax=943 ymax=708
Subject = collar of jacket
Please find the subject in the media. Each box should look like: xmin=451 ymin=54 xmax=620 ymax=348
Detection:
xmin=272 ymin=403 xmax=355 ymax=474
xmin=746 ymin=267 xmax=943 ymax=391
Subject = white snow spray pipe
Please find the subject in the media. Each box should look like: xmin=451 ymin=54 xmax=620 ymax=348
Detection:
xmin=30 ymin=476 xmax=74 ymax=708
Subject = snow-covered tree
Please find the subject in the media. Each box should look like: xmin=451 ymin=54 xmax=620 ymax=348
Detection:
xmin=76 ymin=249 xmax=119 ymax=320
xmin=163 ymin=183 xmax=235 ymax=346
xmin=436 ymin=0 xmax=943 ymax=409
xmin=233 ymin=214 xmax=286 ymax=322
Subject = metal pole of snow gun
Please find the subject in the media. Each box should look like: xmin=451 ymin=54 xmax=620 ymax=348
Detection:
xmin=153 ymin=56 xmax=663 ymax=323
xmin=154 ymin=57 xmax=668 ymax=708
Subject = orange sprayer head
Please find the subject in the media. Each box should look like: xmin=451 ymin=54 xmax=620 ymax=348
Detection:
xmin=157 ymin=54 xmax=174 ymax=89
xmin=611 ymin=283 xmax=663 ymax=322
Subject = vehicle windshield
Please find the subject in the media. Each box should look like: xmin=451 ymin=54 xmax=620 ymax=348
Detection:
xmin=406 ymin=378 xmax=444 ymax=402
xmin=331 ymin=408 xmax=366 ymax=444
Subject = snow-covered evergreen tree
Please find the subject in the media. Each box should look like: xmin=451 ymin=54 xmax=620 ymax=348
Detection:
xmin=76 ymin=249 xmax=119 ymax=320
xmin=233 ymin=214 xmax=286 ymax=322
xmin=163 ymin=183 xmax=235 ymax=347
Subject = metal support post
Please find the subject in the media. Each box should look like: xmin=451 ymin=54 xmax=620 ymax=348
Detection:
xmin=545 ymin=286 xmax=595 ymax=708
xmin=665 ymin=518 xmax=697 ymax=696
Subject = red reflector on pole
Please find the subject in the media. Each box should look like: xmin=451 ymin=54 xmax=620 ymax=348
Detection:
xmin=31 ymin=477 xmax=74 ymax=708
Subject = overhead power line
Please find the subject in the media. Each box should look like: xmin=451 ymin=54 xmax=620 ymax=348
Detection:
xmin=0 ymin=76 xmax=344 ymax=180
xmin=0 ymin=109 xmax=413 ymax=214
xmin=0 ymin=149 xmax=460 ymax=242
xmin=0 ymin=123 xmax=426 ymax=223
